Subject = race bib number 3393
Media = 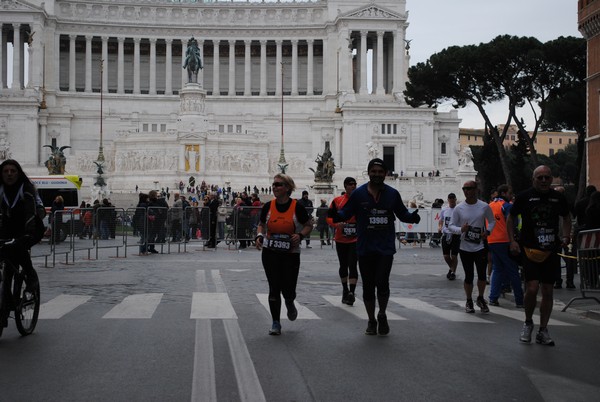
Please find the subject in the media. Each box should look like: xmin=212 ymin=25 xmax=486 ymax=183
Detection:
xmin=266 ymin=233 xmax=292 ymax=252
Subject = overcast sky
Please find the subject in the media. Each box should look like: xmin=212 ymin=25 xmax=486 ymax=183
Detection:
xmin=405 ymin=0 xmax=582 ymax=128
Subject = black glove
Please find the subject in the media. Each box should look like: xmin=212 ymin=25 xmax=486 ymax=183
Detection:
xmin=411 ymin=210 xmax=421 ymax=224
xmin=327 ymin=203 xmax=342 ymax=223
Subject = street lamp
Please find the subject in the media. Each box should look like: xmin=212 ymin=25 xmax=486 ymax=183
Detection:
xmin=277 ymin=62 xmax=289 ymax=174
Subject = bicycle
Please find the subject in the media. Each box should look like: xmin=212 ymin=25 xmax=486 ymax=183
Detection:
xmin=0 ymin=239 xmax=41 ymax=338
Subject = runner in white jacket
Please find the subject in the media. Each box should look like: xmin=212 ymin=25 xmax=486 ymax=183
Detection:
xmin=448 ymin=180 xmax=495 ymax=313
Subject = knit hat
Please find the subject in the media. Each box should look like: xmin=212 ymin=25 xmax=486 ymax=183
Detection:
xmin=367 ymin=158 xmax=387 ymax=172
xmin=343 ymin=177 xmax=357 ymax=186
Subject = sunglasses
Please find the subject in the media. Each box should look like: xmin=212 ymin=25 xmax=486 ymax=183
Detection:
xmin=535 ymin=175 xmax=552 ymax=181
xmin=462 ymin=186 xmax=476 ymax=191
xmin=272 ymin=182 xmax=285 ymax=187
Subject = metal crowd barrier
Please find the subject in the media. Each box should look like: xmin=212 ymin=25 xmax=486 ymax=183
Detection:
xmin=562 ymin=228 xmax=600 ymax=311
xmin=221 ymin=205 xmax=260 ymax=249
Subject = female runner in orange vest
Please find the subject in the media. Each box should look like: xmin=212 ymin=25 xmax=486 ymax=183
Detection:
xmin=326 ymin=177 xmax=359 ymax=305
xmin=255 ymin=174 xmax=313 ymax=335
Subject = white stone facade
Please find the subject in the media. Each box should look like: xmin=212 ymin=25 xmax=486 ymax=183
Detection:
xmin=0 ymin=0 xmax=470 ymax=203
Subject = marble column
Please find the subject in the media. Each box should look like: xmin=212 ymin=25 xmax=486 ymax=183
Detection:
xmin=291 ymin=39 xmax=298 ymax=96
xmin=307 ymin=39 xmax=314 ymax=96
xmin=359 ymin=31 xmax=368 ymax=94
xmin=198 ymin=39 xmax=204 ymax=88
xmin=275 ymin=40 xmax=282 ymax=96
xmin=101 ymin=36 xmax=108 ymax=93
xmin=213 ymin=40 xmax=220 ymax=96
xmin=181 ymin=40 xmax=186 ymax=89
xmin=244 ymin=40 xmax=251 ymax=96
xmin=228 ymin=40 xmax=235 ymax=96
xmin=117 ymin=37 xmax=124 ymax=94
xmin=0 ymin=29 xmax=4 ymax=88
xmin=11 ymin=24 xmax=21 ymax=89
xmin=165 ymin=39 xmax=172 ymax=95
xmin=133 ymin=37 xmax=141 ymax=94
xmin=339 ymin=30 xmax=351 ymax=94
xmin=85 ymin=35 xmax=92 ymax=92
xmin=68 ymin=34 xmax=76 ymax=92
xmin=376 ymin=31 xmax=385 ymax=95
xmin=53 ymin=32 xmax=60 ymax=91
xmin=259 ymin=40 xmax=267 ymax=96
xmin=392 ymin=29 xmax=404 ymax=95
xmin=149 ymin=38 xmax=156 ymax=95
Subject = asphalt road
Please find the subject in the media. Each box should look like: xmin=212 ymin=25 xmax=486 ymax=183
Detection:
xmin=2 ymin=241 xmax=599 ymax=401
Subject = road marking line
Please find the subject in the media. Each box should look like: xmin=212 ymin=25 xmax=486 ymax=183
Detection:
xmin=39 ymin=295 xmax=91 ymax=319
xmin=223 ymin=320 xmax=267 ymax=402
xmin=102 ymin=293 xmax=163 ymax=319
xmin=191 ymin=292 xmax=238 ymax=319
xmin=191 ymin=319 xmax=217 ymax=402
xmin=257 ymin=294 xmax=320 ymax=320
xmin=450 ymin=301 xmax=576 ymax=326
xmin=390 ymin=297 xmax=492 ymax=323
xmin=191 ymin=270 xmax=217 ymax=402
xmin=322 ymin=295 xmax=407 ymax=320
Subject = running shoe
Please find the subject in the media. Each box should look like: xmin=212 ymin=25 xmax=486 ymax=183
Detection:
xmin=377 ymin=313 xmax=389 ymax=335
xmin=286 ymin=302 xmax=298 ymax=321
xmin=536 ymin=328 xmax=555 ymax=346
xmin=488 ymin=299 xmax=500 ymax=307
xmin=449 ymin=272 xmax=456 ymax=280
xmin=342 ymin=290 xmax=349 ymax=304
xmin=476 ymin=296 xmax=490 ymax=313
xmin=519 ymin=322 xmax=534 ymax=343
xmin=515 ymin=304 xmax=524 ymax=309
xmin=365 ymin=320 xmax=377 ymax=335
xmin=345 ymin=292 xmax=355 ymax=306
xmin=269 ymin=321 xmax=281 ymax=335
xmin=446 ymin=270 xmax=452 ymax=279
xmin=465 ymin=299 xmax=475 ymax=313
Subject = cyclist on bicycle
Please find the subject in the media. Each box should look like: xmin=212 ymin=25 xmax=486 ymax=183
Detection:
xmin=0 ymin=159 xmax=40 ymax=296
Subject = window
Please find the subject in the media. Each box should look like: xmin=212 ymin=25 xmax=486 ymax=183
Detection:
xmin=152 ymin=124 xmax=157 ymax=132
xmin=142 ymin=124 xmax=148 ymax=132
xmin=467 ymin=135 xmax=471 ymax=141
xmin=381 ymin=124 xmax=386 ymax=134
xmin=568 ymin=139 xmax=572 ymax=144
xmin=549 ymin=138 xmax=553 ymax=144
xmin=383 ymin=146 xmax=395 ymax=174
xmin=393 ymin=124 xmax=397 ymax=134
xmin=161 ymin=124 xmax=166 ymax=132
xmin=236 ymin=125 xmax=242 ymax=133
xmin=227 ymin=125 xmax=233 ymax=133
xmin=387 ymin=124 xmax=391 ymax=134
xmin=549 ymin=149 xmax=554 ymax=156
xmin=559 ymin=138 xmax=562 ymax=145
xmin=441 ymin=142 xmax=447 ymax=154
xmin=218 ymin=125 xmax=224 ymax=133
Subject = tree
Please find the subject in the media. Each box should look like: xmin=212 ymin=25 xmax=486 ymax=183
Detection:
xmin=404 ymin=35 xmax=585 ymax=187
xmin=540 ymin=37 xmax=587 ymax=198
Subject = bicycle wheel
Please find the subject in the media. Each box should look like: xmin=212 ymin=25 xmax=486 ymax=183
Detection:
xmin=14 ymin=272 xmax=40 ymax=336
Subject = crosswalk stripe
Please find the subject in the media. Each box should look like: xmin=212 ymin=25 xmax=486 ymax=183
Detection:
xmin=322 ymin=295 xmax=407 ymax=320
xmin=450 ymin=301 xmax=577 ymax=326
xmin=103 ymin=293 xmax=163 ymax=319
xmin=256 ymin=294 xmax=320 ymax=320
xmin=191 ymin=292 xmax=238 ymax=319
xmin=390 ymin=297 xmax=492 ymax=323
xmin=39 ymin=295 xmax=92 ymax=319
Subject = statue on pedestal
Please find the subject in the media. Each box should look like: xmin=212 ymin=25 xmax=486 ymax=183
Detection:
xmin=43 ymin=144 xmax=71 ymax=174
xmin=183 ymin=37 xmax=203 ymax=84
xmin=310 ymin=142 xmax=335 ymax=183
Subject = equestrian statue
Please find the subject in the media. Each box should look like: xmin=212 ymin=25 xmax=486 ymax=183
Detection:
xmin=183 ymin=37 xmax=203 ymax=84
